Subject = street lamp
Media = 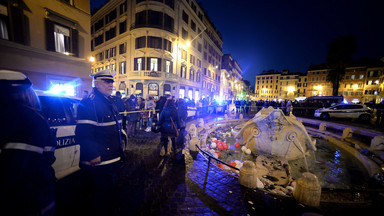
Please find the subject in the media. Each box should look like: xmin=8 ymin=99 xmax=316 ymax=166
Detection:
xmin=186 ymin=26 xmax=207 ymax=47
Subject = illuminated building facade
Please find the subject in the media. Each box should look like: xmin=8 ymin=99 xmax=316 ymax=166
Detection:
xmin=306 ymin=65 xmax=331 ymax=97
xmin=308 ymin=61 xmax=384 ymax=103
xmin=254 ymin=70 xmax=280 ymax=100
xmin=221 ymin=54 xmax=244 ymax=100
xmin=0 ymin=0 xmax=92 ymax=97
xmin=279 ymin=69 xmax=300 ymax=101
xmin=296 ymin=75 xmax=308 ymax=98
xmin=91 ymin=0 xmax=223 ymax=100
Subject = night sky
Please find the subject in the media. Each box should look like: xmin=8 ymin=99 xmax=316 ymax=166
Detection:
xmin=91 ymin=0 xmax=384 ymax=87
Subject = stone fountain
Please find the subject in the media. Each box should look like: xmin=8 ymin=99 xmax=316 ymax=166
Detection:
xmin=233 ymin=107 xmax=320 ymax=205
xmin=233 ymin=106 xmax=317 ymax=160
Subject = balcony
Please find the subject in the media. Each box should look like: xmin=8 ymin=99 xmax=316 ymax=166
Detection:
xmin=130 ymin=23 xmax=177 ymax=35
xmin=128 ymin=70 xmax=179 ymax=82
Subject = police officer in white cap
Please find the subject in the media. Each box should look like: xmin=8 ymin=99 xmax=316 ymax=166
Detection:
xmin=0 ymin=70 xmax=56 ymax=216
xmin=75 ymin=69 xmax=124 ymax=215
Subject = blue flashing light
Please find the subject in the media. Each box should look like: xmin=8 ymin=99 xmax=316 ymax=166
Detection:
xmin=46 ymin=79 xmax=80 ymax=96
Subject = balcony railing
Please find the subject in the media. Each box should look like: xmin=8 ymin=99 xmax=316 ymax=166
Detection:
xmin=128 ymin=70 xmax=179 ymax=81
xmin=130 ymin=23 xmax=177 ymax=35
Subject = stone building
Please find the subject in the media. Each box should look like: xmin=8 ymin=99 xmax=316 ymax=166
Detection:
xmin=0 ymin=0 xmax=92 ymax=97
xmin=90 ymin=0 xmax=223 ymax=100
xmin=221 ymin=54 xmax=244 ymax=100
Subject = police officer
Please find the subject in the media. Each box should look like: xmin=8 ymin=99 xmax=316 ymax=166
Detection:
xmin=75 ymin=69 xmax=124 ymax=216
xmin=0 ymin=70 xmax=56 ymax=216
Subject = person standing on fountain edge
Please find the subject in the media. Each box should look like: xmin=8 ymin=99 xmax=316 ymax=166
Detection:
xmin=75 ymin=69 xmax=124 ymax=216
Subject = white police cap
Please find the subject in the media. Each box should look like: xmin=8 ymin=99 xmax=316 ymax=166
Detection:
xmin=90 ymin=69 xmax=116 ymax=82
xmin=0 ymin=70 xmax=32 ymax=88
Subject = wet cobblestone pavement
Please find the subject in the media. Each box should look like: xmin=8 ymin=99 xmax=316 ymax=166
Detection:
xmin=56 ymin=114 xmax=384 ymax=216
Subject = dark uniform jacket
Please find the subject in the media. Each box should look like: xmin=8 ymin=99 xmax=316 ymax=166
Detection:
xmin=75 ymin=88 xmax=123 ymax=166
xmin=0 ymin=105 xmax=56 ymax=216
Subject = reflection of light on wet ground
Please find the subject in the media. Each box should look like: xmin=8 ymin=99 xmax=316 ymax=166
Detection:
xmin=325 ymin=149 xmax=343 ymax=185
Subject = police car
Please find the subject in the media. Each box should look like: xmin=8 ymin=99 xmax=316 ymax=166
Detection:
xmin=187 ymin=106 xmax=197 ymax=118
xmin=37 ymin=91 xmax=128 ymax=179
xmin=314 ymin=103 xmax=374 ymax=121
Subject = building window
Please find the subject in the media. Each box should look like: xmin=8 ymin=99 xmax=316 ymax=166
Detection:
xmin=105 ymin=9 xmax=117 ymax=24
xmin=148 ymin=83 xmax=159 ymax=96
xmin=189 ymin=69 xmax=195 ymax=81
xmin=94 ymin=18 xmax=104 ymax=32
xmin=147 ymin=36 xmax=162 ymax=49
xmin=53 ymin=24 xmax=70 ymax=54
xmin=164 ymin=84 xmax=171 ymax=95
xmin=119 ymin=61 xmax=126 ymax=74
xmin=120 ymin=1 xmax=127 ymax=14
xmin=181 ymin=65 xmax=186 ymax=78
xmin=0 ymin=4 xmax=9 ymax=40
xmin=119 ymin=43 xmax=126 ymax=54
xmin=135 ymin=83 xmax=143 ymax=97
xmin=165 ymin=60 xmax=172 ymax=73
xmin=119 ymin=20 xmax=127 ymax=34
xmin=191 ymin=20 xmax=196 ymax=31
xmin=180 ymin=48 xmax=187 ymax=60
xmin=163 ymin=38 xmax=172 ymax=52
xmin=135 ymin=36 xmax=146 ymax=49
xmin=182 ymin=10 xmax=188 ymax=24
xmin=134 ymin=57 xmax=145 ymax=71
xmin=179 ymin=88 xmax=185 ymax=98
xmin=95 ymin=34 xmax=103 ymax=46
xmin=182 ymin=28 xmax=188 ymax=40
xmin=150 ymin=58 xmax=158 ymax=71
xmin=105 ymin=27 xmax=116 ymax=41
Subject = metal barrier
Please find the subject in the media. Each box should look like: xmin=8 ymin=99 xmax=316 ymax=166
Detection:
xmin=195 ymin=144 xmax=239 ymax=171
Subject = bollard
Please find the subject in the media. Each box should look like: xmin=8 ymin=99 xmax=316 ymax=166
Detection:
xmin=371 ymin=136 xmax=384 ymax=151
xmin=239 ymin=161 xmax=258 ymax=188
xmin=224 ymin=114 xmax=228 ymax=120
xmin=342 ymin=127 xmax=353 ymax=140
xmin=189 ymin=137 xmax=199 ymax=152
xmin=198 ymin=118 xmax=204 ymax=128
xmin=293 ymin=172 xmax=321 ymax=207
xmin=239 ymin=114 xmax=243 ymax=119
xmin=319 ymin=123 xmax=326 ymax=131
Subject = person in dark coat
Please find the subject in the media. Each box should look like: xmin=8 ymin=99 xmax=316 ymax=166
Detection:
xmin=158 ymin=99 xmax=181 ymax=157
xmin=75 ymin=69 xmax=124 ymax=216
xmin=0 ymin=70 xmax=56 ymax=216
xmin=177 ymin=98 xmax=188 ymax=128
xmin=113 ymin=91 xmax=126 ymax=130
xmin=125 ymin=94 xmax=139 ymax=137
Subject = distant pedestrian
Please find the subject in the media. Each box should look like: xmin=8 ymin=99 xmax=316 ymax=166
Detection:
xmin=286 ymin=100 xmax=292 ymax=116
xmin=145 ymin=96 xmax=156 ymax=132
xmin=0 ymin=70 xmax=57 ymax=216
xmin=113 ymin=91 xmax=126 ymax=130
xmin=158 ymin=99 xmax=181 ymax=157
xmin=125 ymin=94 xmax=139 ymax=137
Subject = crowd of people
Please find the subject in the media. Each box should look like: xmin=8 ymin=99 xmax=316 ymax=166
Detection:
xmin=2 ymin=67 xmax=384 ymax=216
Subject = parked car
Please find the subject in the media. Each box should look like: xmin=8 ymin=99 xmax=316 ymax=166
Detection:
xmin=314 ymin=104 xmax=374 ymax=121
xmin=37 ymin=91 xmax=128 ymax=179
